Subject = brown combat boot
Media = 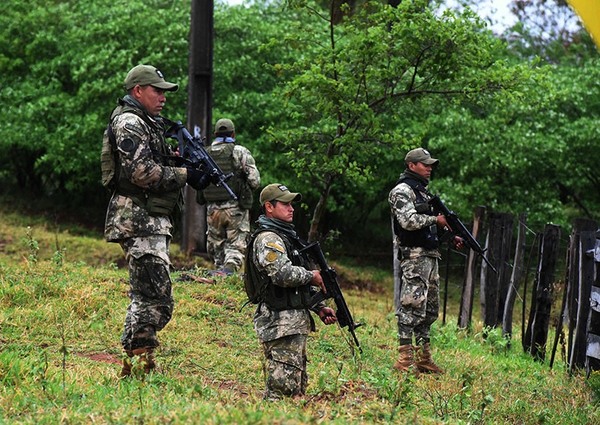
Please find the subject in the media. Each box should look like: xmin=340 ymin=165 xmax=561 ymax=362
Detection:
xmin=120 ymin=347 xmax=156 ymax=378
xmin=393 ymin=344 xmax=417 ymax=373
xmin=415 ymin=343 xmax=444 ymax=374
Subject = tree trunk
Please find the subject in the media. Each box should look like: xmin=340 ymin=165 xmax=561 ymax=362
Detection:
xmin=308 ymin=174 xmax=333 ymax=242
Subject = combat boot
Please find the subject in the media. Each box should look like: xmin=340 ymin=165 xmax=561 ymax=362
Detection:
xmin=393 ymin=344 xmax=417 ymax=373
xmin=120 ymin=347 xmax=156 ymax=378
xmin=415 ymin=343 xmax=444 ymax=374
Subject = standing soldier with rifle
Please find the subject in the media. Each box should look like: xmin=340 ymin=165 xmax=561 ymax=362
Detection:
xmin=245 ymin=183 xmax=337 ymax=400
xmin=101 ymin=64 xmax=211 ymax=377
xmin=389 ymin=148 xmax=463 ymax=375
xmin=197 ymin=118 xmax=260 ymax=275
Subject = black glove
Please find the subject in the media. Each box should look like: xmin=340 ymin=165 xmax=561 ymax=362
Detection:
xmin=186 ymin=168 xmax=211 ymax=191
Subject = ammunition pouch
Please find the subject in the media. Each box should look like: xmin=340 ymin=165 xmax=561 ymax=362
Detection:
xmin=237 ymin=182 xmax=254 ymax=210
xmin=263 ymin=283 xmax=313 ymax=311
xmin=117 ymin=183 xmax=183 ymax=217
xmin=145 ymin=190 xmax=183 ymax=216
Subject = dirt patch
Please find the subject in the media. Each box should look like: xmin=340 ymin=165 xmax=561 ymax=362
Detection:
xmin=336 ymin=273 xmax=386 ymax=294
xmin=191 ymin=293 xmax=239 ymax=310
xmin=306 ymin=380 xmax=379 ymax=403
xmin=74 ymin=351 xmax=122 ymax=365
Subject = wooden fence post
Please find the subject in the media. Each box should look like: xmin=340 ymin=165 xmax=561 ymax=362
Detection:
xmin=458 ymin=206 xmax=486 ymax=330
xmin=481 ymin=212 xmax=513 ymax=328
xmin=523 ymin=224 xmax=561 ymax=361
xmin=502 ymin=213 xmax=527 ymax=342
xmin=566 ymin=219 xmax=598 ymax=371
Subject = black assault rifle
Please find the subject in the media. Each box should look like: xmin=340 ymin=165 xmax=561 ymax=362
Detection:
xmin=428 ymin=195 xmax=498 ymax=274
xmin=166 ymin=120 xmax=237 ymax=201
xmin=299 ymin=241 xmax=363 ymax=353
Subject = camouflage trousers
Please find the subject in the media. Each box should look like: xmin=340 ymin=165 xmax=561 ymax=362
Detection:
xmin=206 ymin=206 xmax=250 ymax=271
xmin=261 ymin=334 xmax=308 ymax=400
xmin=395 ymin=255 xmax=440 ymax=342
xmin=119 ymin=235 xmax=174 ymax=351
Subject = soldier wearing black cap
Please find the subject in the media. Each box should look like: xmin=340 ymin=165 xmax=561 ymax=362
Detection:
xmin=102 ymin=64 xmax=211 ymax=377
xmin=388 ymin=148 xmax=463 ymax=375
xmin=245 ymin=183 xmax=337 ymax=400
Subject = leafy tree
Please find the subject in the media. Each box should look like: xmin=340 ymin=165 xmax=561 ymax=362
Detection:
xmin=502 ymin=0 xmax=596 ymax=63
xmin=1 ymin=0 xmax=595 ymax=251
xmin=268 ymin=0 xmax=533 ymax=241
xmin=212 ymin=1 xmax=309 ymax=186
xmin=428 ymin=0 xmax=600 ymax=228
xmin=0 ymin=0 xmax=190 ymax=219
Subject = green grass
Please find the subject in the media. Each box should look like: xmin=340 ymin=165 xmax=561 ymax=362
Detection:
xmin=0 ymin=209 xmax=599 ymax=424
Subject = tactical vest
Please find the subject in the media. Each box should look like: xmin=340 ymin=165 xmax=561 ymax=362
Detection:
xmin=201 ymin=143 xmax=253 ymax=209
xmin=393 ymin=176 xmax=440 ymax=250
xmin=244 ymin=228 xmax=313 ymax=310
xmin=100 ymin=101 xmax=182 ymax=217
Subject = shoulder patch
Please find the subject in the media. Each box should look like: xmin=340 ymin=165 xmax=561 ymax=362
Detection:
xmin=119 ymin=138 xmax=137 ymax=153
xmin=266 ymin=241 xmax=285 ymax=253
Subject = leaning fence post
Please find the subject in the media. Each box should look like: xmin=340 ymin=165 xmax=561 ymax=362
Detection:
xmin=502 ymin=213 xmax=527 ymax=343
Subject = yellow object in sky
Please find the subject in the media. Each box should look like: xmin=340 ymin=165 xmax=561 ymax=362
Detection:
xmin=567 ymin=0 xmax=600 ymax=47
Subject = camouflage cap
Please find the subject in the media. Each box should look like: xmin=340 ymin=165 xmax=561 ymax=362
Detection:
xmin=215 ymin=118 xmax=235 ymax=133
xmin=259 ymin=183 xmax=302 ymax=206
xmin=405 ymin=148 xmax=439 ymax=166
xmin=123 ymin=65 xmax=178 ymax=92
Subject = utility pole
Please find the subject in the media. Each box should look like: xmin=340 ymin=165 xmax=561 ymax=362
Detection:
xmin=182 ymin=0 xmax=214 ymax=254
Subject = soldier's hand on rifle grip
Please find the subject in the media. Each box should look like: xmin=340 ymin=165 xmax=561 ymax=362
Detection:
xmin=311 ymin=270 xmax=327 ymax=294
xmin=435 ymin=214 xmax=451 ymax=232
xmin=317 ymin=307 xmax=337 ymax=325
xmin=452 ymin=236 xmax=465 ymax=250
xmin=186 ymin=167 xmax=210 ymax=191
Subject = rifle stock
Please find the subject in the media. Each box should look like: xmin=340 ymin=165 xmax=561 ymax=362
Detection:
xmin=300 ymin=241 xmax=362 ymax=353
xmin=429 ymin=195 xmax=498 ymax=274
xmin=166 ymin=120 xmax=238 ymax=201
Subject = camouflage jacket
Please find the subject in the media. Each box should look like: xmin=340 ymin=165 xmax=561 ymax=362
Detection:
xmin=389 ymin=178 xmax=441 ymax=259
xmin=104 ymin=97 xmax=187 ymax=242
xmin=252 ymin=230 xmax=315 ymax=342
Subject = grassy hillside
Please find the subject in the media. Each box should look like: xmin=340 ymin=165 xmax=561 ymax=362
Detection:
xmin=1 ymin=207 xmax=599 ymax=424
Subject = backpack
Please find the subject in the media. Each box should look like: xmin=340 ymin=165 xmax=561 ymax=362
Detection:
xmin=243 ymin=229 xmax=270 ymax=304
xmin=100 ymin=124 xmax=118 ymax=189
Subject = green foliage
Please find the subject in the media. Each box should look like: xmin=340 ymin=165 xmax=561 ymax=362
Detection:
xmin=588 ymin=371 xmax=600 ymax=404
xmin=430 ymin=56 xmax=600 ymax=228
xmin=0 ymin=0 xmax=191 ymax=216
xmin=0 ymin=0 xmax=598 ymax=251
xmin=265 ymin=0 xmax=534 ymax=239
xmin=498 ymin=0 xmax=597 ymax=64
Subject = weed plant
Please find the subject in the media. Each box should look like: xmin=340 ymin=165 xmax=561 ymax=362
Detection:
xmin=0 ymin=211 xmax=599 ymax=424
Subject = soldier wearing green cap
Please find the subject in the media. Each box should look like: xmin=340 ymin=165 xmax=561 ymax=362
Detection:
xmin=388 ymin=148 xmax=463 ymax=376
xmin=102 ymin=64 xmax=211 ymax=377
xmin=197 ymin=117 xmax=260 ymax=275
xmin=245 ymin=183 xmax=337 ymax=400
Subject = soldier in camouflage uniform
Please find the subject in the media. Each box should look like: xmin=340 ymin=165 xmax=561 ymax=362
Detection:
xmin=246 ymin=183 xmax=337 ymax=400
xmin=102 ymin=64 xmax=211 ymax=377
xmin=197 ymin=118 xmax=260 ymax=274
xmin=389 ymin=148 xmax=463 ymax=375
